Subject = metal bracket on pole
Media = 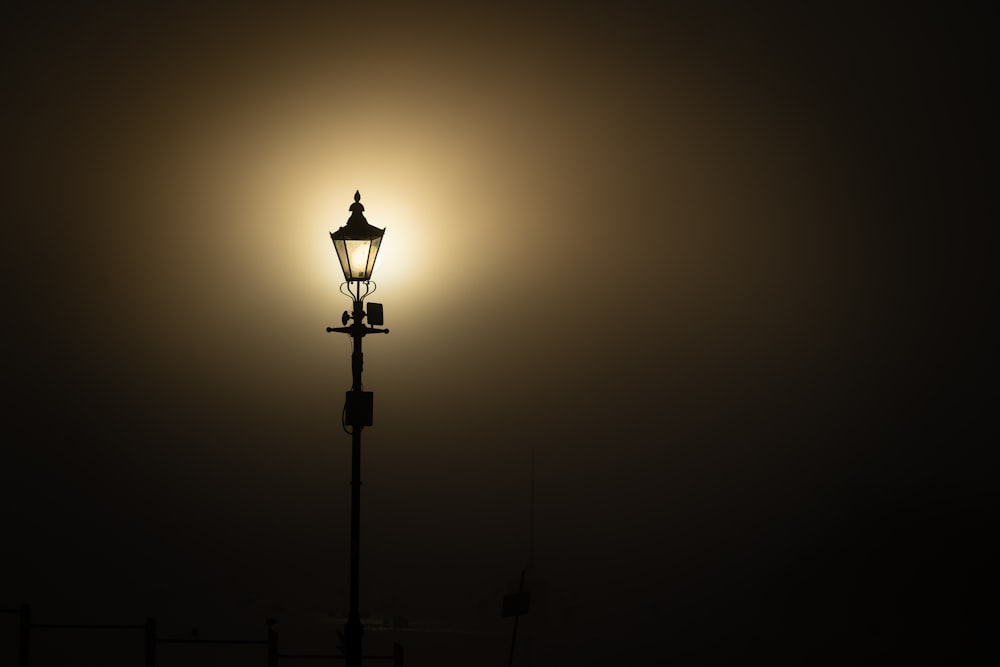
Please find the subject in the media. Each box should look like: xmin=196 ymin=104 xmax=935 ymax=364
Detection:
xmin=327 ymin=325 xmax=389 ymax=336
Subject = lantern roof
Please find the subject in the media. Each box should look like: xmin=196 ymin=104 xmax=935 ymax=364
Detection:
xmin=331 ymin=191 xmax=384 ymax=240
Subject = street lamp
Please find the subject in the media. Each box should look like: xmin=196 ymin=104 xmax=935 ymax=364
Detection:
xmin=326 ymin=191 xmax=388 ymax=667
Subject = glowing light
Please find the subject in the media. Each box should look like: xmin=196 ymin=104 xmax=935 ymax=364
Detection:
xmin=334 ymin=237 xmax=381 ymax=281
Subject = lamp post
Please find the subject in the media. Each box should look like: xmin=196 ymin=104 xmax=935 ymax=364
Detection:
xmin=326 ymin=191 xmax=388 ymax=667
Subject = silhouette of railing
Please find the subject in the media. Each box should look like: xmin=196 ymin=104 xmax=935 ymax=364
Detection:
xmin=3 ymin=603 xmax=403 ymax=666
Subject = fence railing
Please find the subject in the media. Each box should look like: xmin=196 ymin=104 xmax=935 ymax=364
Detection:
xmin=1 ymin=603 xmax=403 ymax=667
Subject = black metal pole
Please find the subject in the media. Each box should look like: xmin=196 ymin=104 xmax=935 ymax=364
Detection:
xmin=267 ymin=627 xmax=278 ymax=667
xmin=345 ymin=292 xmax=365 ymax=667
xmin=145 ymin=617 xmax=156 ymax=667
xmin=328 ymin=279 xmax=387 ymax=667
xmin=507 ymin=570 xmax=526 ymax=667
xmin=18 ymin=603 xmax=30 ymax=667
xmin=345 ymin=422 xmax=363 ymax=667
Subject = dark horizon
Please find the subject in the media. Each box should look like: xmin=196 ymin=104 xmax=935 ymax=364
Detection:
xmin=2 ymin=2 xmax=995 ymax=665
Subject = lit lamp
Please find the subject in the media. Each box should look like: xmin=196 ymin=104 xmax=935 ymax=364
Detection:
xmin=330 ymin=191 xmax=385 ymax=282
xmin=325 ymin=191 xmax=389 ymax=667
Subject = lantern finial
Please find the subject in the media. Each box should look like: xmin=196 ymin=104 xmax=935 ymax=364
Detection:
xmin=350 ymin=190 xmax=365 ymax=214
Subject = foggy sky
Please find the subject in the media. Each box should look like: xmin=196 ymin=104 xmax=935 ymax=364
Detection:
xmin=3 ymin=2 xmax=995 ymax=665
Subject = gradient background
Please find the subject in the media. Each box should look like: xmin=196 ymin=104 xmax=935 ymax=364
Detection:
xmin=2 ymin=2 xmax=995 ymax=665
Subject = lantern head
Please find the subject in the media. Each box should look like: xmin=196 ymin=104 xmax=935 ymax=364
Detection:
xmin=330 ymin=191 xmax=385 ymax=282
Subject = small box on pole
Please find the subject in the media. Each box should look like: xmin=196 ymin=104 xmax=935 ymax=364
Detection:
xmin=501 ymin=591 xmax=531 ymax=618
xmin=345 ymin=391 xmax=374 ymax=426
xmin=366 ymin=303 xmax=384 ymax=326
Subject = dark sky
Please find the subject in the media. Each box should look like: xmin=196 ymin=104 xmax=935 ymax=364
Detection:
xmin=2 ymin=2 xmax=995 ymax=665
